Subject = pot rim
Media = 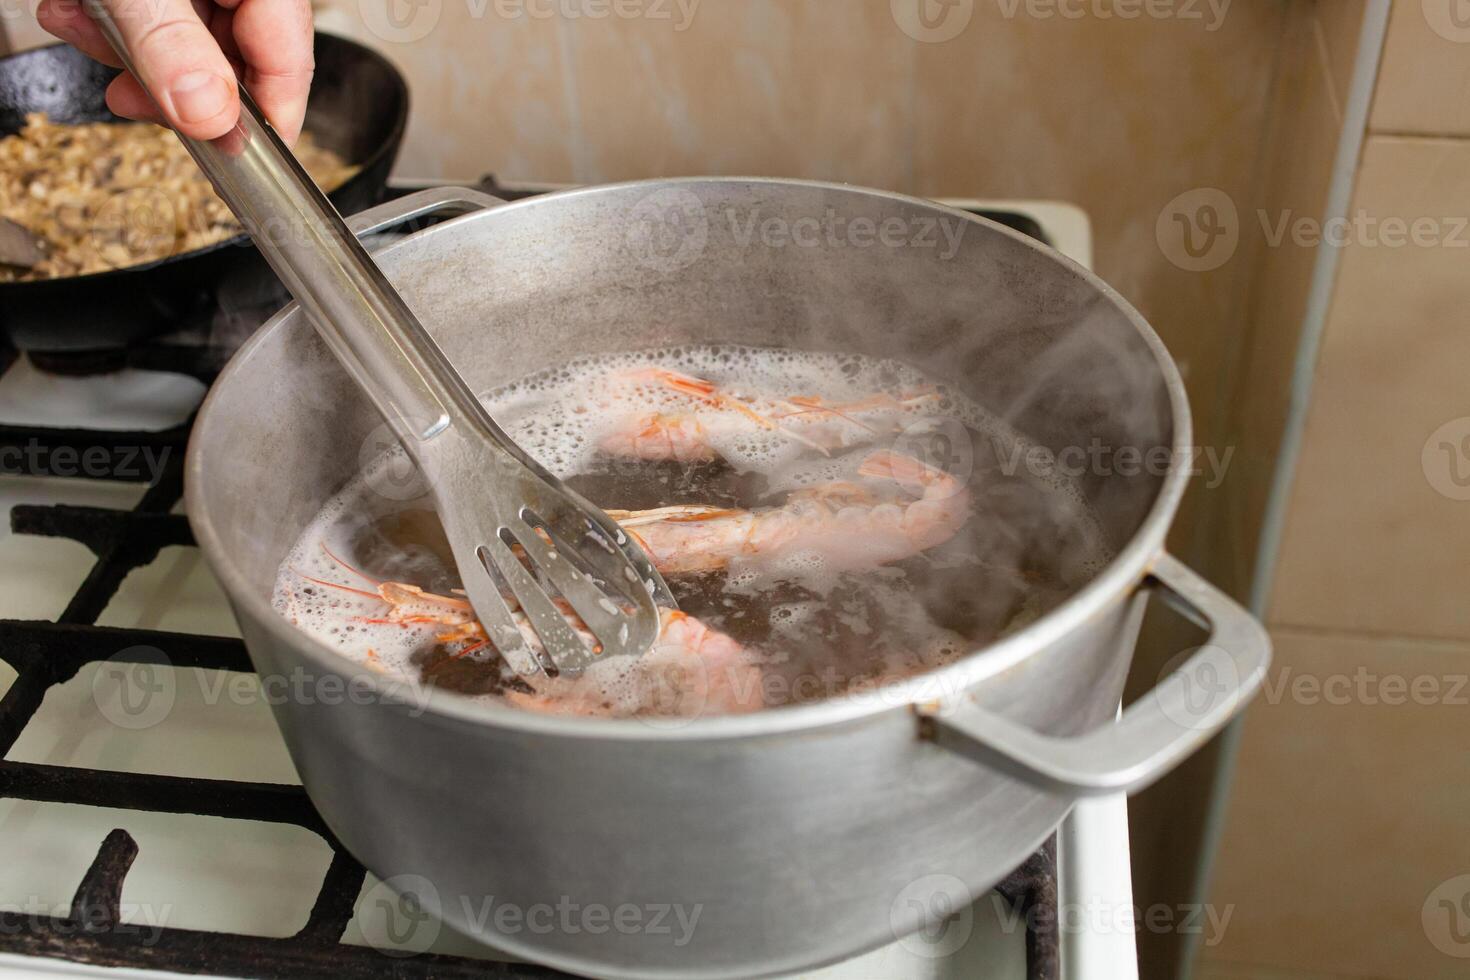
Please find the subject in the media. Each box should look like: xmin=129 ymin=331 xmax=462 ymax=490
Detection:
xmin=184 ymin=176 xmax=1193 ymax=742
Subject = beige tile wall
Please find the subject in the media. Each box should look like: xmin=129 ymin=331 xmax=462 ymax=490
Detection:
xmin=1204 ymin=2 xmax=1470 ymax=978
xmin=308 ymin=0 xmax=1290 ymax=498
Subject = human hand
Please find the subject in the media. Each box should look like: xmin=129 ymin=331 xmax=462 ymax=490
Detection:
xmin=37 ymin=0 xmax=315 ymax=144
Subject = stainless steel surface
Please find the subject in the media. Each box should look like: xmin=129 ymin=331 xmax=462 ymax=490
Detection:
xmin=0 ymin=217 xmax=43 ymax=268
xmin=86 ymin=5 xmax=670 ymax=674
xmin=185 ymin=179 xmax=1270 ymax=979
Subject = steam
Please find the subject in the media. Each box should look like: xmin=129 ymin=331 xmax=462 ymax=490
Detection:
xmin=270 ymin=345 xmax=1118 ymax=718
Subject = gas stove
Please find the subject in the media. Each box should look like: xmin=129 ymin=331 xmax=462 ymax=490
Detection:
xmin=0 ymin=185 xmax=1136 ymax=980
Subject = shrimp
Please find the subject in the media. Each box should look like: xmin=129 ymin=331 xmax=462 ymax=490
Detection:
xmin=503 ymin=610 xmax=765 ymax=718
xmin=593 ymin=367 xmax=941 ymax=462
xmin=605 ymin=450 xmax=971 ymax=575
xmin=293 ymin=546 xmax=764 ymax=719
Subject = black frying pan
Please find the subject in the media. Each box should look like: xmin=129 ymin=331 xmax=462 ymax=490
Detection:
xmin=0 ymin=33 xmax=407 ymax=351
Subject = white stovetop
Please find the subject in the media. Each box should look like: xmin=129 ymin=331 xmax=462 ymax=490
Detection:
xmin=0 ymin=197 xmax=1135 ymax=980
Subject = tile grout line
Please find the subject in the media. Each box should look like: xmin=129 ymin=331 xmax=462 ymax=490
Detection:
xmin=1365 ymin=128 xmax=1470 ymax=142
xmin=1247 ymin=0 xmax=1392 ymax=617
xmin=1266 ymin=621 xmax=1470 ymax=652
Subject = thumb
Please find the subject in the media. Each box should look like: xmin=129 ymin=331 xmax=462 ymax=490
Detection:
xmin=88 ymin=0 xmax=241 ymax=140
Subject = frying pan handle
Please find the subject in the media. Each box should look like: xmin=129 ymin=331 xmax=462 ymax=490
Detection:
xmin=345 ymin=187 xmax=509 ymax=240
xmin=921 ymin=553 xmax=1270 ymax=796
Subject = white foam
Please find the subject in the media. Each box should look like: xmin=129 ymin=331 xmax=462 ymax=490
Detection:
xmin=271 ymin=344 xmax=1115 ymax=716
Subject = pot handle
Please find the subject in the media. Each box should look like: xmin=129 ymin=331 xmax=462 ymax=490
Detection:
xmin=921 ymin=553 xmax=1270 ymax=796
xmin=345 ymin=186 xmax=509 ymax=239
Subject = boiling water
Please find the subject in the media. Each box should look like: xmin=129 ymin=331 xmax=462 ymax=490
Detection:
xmin=273 ymin=346 xmax=1113 ymax=717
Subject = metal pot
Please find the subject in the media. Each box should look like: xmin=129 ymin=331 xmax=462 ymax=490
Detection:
xmin=185 ymin=181 xmax=1269 ymax=979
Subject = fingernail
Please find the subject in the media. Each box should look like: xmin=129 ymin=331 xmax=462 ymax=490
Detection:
xmin=169 ymin=72 xmax=232 ymax=125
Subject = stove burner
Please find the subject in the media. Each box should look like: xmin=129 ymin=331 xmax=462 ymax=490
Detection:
xmin=0 ymin=181 xmax=1063 ymax=980
xmin=26 ymin=349 xmax=132 ymax=377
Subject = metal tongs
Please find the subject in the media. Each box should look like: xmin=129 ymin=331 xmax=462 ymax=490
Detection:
xmin=86 ymin=5 xmax=674 ymax=676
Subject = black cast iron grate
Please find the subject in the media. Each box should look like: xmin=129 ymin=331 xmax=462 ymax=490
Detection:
xmin=0 ymin=193 xmax=1061 ymax=980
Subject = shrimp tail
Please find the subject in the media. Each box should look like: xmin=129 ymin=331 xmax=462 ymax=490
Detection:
xmin=858 ymin=450 xmax=951 ymax=491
